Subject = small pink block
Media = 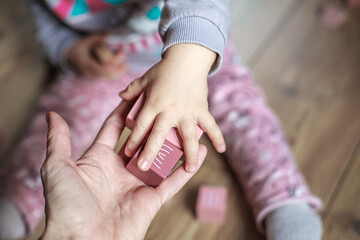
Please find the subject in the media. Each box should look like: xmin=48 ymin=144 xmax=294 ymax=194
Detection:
xmin=318 ymin=4 xmax=349 ymax=29
xmin=196 ymin=186 xmax=228 ymax=223
xmin=126 ymin=92 xmax=203 ymax=148
xmin=347 ymin=0 xmax=360 ymax=7
xmin=125 ymin=139 xmax=183 ymax=186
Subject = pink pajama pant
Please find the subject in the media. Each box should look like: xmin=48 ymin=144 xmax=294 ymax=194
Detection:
xmin=0 ymin=38 xmax=321 ymax=233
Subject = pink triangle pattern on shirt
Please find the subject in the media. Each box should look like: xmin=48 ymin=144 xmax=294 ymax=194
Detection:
xmin=52 ymin=0 xmax=115 ymax=20
xmin=53 ymin=0 xmax=75 ymax=20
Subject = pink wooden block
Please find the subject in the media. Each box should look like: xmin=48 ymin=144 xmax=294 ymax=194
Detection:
xmin=347 ymin=0 xmax=360 ymax=7
xmin=125 ymin=139 xmax=183 ymax=186
xmin=126 ymin=92 xmax=203 ymax=149
xmin=196 ymin=186 xmax=228 ymax=223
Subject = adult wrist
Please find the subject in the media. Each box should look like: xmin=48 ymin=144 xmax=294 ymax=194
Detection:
xmin=41 ymin=223 xmax=76 ymax=240
xmin=41 ymin=220 xmax=90 ymax=240
xmin=42 ymin=219 xmax=113 ymax=240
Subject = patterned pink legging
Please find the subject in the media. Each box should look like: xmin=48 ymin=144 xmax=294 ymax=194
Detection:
xmin=0 ymin=40 xmax=321 ymax=233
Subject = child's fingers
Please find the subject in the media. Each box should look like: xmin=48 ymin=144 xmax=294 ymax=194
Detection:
xmin=98 ymin=49 xmax=126 ymax=67
xmin=198 ymin=112 xmax=226 ymax=153
xmin=85 ymin=55 xmax=108 ymax=77
xmin=119 ymin=77 xmax=147 ymax=101
xmin=86 ymin=34 xmax=107 ymax=45
xmin=178 ymin=120 xmax=199 ymax=173
xmin=86 ymin=55 xmax=126 ymax=79
xmin=109 ymin=50 xmax=126 ymax=64
xmin=156 ymin=144 xmax=207 ymax=203
xmin=93 ymin=44 xmax=115 ymax=65
xmin=124 ymin=107 xmax=156 ymax=158
xmin=104 ymin=63 xmax=129 ymax=79
xmin=136 ymin=113 xmax=174 ymax=171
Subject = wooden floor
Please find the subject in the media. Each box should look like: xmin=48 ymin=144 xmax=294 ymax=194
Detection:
xmin=0 ymin=0 xmax=359 ymax=239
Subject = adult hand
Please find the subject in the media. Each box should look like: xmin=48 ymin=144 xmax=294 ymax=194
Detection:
xmin=67 ymin=35 xmax=128 ymax=79
xmin=41 ymin=102 xmax=207 ymax=240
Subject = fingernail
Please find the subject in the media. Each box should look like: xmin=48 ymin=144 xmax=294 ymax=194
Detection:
xmin=187 ymin=164 xmax=197 ymax=173
xmin=124 ymin=148 xmax=133 ymax=157
xmin=219 ymin=144 xmax=226 ymax=153
xmin=138 ymin=159 xmax=150 ymax=171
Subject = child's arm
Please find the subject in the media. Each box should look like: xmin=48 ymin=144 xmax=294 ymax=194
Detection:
xmin=29 ymin=0 xmax=80 ymax=70
xmin=121 ymin=0 xmax=230 ymax=173
xmin=160 ymin=0 xmax=230 ymax=75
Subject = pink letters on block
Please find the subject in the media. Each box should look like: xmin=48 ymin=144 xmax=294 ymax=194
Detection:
xmin=125 ymin=139 xmax=183 ymax=186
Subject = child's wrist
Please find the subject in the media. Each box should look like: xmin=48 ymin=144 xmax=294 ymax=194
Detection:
xmin=163 ymin=43 xmax=217 ymax=75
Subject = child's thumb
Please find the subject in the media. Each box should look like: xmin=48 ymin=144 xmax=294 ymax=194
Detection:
xmin=119 ymin=77 xmax=147 ymax=101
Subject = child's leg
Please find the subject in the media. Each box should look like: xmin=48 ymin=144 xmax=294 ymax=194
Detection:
xmin=208 ymin=41 xmax=323 ymax=238
xmin=265 ymin=203 xmax=322 ymax=240
xmin=0 ymin=196 xmax=25 ymax=238
xmin=0 ymin=73 xmax=136 ymax=237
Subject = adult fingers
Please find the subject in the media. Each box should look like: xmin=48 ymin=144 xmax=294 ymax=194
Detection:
xmin=42 ymin=112 xmax=74 ymax=183
xmin=45 ymin=112 xmax=72 ymax=159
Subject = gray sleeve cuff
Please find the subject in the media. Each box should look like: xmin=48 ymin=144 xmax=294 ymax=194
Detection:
xmin=161 ymin=16 xmax=226 ymax=76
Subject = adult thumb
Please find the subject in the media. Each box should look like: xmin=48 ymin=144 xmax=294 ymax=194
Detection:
xmin=45 ymin=112 xmax=72 ymax=160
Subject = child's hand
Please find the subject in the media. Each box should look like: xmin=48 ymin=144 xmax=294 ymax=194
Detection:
xmin=67 ymin=35 xmax=128 ymax=79
xmin=120 ymin=43 xmax=226 ymax=173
